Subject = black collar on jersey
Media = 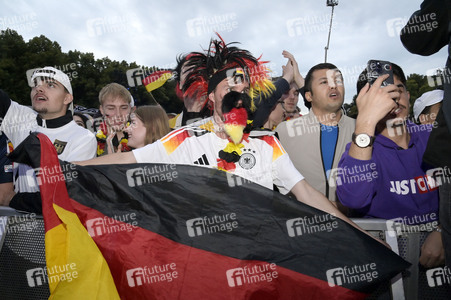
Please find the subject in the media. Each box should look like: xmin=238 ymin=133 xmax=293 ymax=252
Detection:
xmin=37 ymin=111 xmax=73 ymax=128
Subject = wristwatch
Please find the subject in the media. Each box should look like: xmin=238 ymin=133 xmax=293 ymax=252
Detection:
xmin=352 ymin=133 xmax=375 ymax=148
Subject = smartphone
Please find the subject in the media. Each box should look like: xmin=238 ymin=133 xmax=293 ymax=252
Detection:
xmin=367 ymin=60 xmax=394 ymax=87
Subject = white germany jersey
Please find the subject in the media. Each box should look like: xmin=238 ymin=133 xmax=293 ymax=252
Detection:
xmin=133 ymin=118 xmax=303 ymax=195
xmin=1 ymin=101 xmax=97 ymax=192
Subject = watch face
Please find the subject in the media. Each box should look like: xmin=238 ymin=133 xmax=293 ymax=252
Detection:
xmin=356 ymin=134 xmax=370 ymax=147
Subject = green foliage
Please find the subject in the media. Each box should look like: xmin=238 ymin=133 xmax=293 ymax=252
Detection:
xmin=343 ymin=96 xmax=357 ymax=119
xmin=2 ymin=29 xmax=440 ymax=118
xmin=0 ymin=29 xmax=183 ymax=113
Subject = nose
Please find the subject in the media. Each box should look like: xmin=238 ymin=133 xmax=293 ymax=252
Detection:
xmin=34 ymin=83 xmax=44 ymax=92
xmin=108 ymin=108 xmax=123 ymax=122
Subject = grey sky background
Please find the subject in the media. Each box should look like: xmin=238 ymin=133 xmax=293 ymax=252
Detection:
xmin=1 ymin=0 xmax=448 ymax=113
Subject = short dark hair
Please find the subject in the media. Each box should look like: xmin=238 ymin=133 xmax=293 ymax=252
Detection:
xmin=303 ymin=63 xmax=340 ymax=109
xmin=356 ymin=62 xmax=407 ymax=94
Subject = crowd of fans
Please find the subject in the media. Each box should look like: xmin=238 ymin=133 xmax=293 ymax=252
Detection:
xmin=0 ymin=0 xmax=449 ymax=292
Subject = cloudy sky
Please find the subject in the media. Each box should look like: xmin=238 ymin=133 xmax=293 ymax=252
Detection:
xmin=1 ymin=0 xmax=448 ymax=112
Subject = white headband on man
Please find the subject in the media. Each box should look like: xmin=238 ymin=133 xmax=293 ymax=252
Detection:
xmin=31 ymin=66 xmax=73 ymax=95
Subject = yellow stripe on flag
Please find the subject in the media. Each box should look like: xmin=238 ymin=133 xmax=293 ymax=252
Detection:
xmin=144 ymin=71 xmax=172 ymax=92
xmin=45 ymin=203 xmax=120 ymax=299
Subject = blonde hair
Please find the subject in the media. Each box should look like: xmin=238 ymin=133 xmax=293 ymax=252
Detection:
xmin=134 ymin=105 xmax=170 ymax=144
xmin=98 ymin=83 xmax=131 ymax=105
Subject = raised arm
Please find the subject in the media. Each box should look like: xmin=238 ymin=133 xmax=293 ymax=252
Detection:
xmin=348 ymin=75 xmax=399 ymax=160
xmin=400 ymin=0 xmax=449 ymax=56
xmin=282 ymin=50 xmax=304 ymax=89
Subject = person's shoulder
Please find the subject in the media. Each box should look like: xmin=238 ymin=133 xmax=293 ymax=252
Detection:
xmin=250 ymin=130 xmax=284 ymax=148
xmin=341 ymin=114 xmax=356 ymax=124
xmin=8 ymin=101 xmax=36 ymax=114
xmin=407 ymin=121 xmax=433 ymax=142
xmin=276 ymin=114 xmax=310 ymax=131
xmin=66 ymin=121 xmax=96 ymax=139
xmin=249 ymin=133 xmax=286 ymax=161
xmin=250 ymin=129 xmax=276 ymax=138
xmin=160 ymin=122 xmax=211 ymax=144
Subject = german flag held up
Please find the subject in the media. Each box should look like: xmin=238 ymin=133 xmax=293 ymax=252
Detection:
xmin=11 ymin=133 xmax=410 ymax=299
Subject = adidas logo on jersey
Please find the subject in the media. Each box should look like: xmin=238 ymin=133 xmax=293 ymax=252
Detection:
xmin=194 ymin=154 xmax=210 ymax=166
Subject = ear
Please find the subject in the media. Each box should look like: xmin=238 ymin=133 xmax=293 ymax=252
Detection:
xmin=208 ymin=91 xmax=215 ymax=105
xmin=99 ymin=104 xmax=104 ymax=116
xmin=63 ymin=94 xmax=73 ymax=106
xmin=305 ymin=91 xmax=313 ymax=103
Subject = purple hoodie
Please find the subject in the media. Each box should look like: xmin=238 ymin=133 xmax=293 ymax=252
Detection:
xmin=336 ymin=121 xmax=438 ymax=224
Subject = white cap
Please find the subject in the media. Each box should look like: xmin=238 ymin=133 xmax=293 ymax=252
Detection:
xmin=31 ymin=67 xmax=73 ymax=95
xmin=413 ymin=90 xmax=443 ymax=122
xmin=31 ymin=66 xmax=74 ymax=114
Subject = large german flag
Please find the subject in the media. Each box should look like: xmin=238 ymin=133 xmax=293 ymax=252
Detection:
xmin=12 ymin=133 xmax=409 ymax=299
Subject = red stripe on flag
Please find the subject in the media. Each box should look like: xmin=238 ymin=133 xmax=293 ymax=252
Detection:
xmin=37 ymin=133 xmax=71 ymax=232
xmin=142 ymin=70 xmax=172 ymax=85
xmin=70 ymin=199 xmax=367 ymax=300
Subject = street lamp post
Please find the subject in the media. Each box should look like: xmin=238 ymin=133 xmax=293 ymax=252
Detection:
xmin=325 ymin=0 xmax=339 ymax=63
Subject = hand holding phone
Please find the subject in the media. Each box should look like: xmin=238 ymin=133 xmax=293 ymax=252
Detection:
xmin=367 ymin=60 xmax=394 ymax=87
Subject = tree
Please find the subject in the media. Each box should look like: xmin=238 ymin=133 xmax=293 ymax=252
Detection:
xmin=343 ymin=95 xmax=357 ymax=119
xmin=0 ymin=30 xmax=183 ymax=113
xmin=0 ymin=29 xmax=29 ymax=102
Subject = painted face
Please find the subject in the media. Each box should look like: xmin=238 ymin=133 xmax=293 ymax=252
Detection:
xmin=126 ymin=113 xmax=147 ymax=148
xmin=30 ymin=77 xmax=72 ymax=119
xmin=100 ymin=96 xmax=131 ymax=130
xmin=208 ymin=76 xmax=250 ymax=121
